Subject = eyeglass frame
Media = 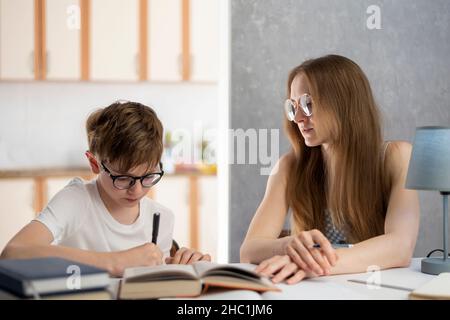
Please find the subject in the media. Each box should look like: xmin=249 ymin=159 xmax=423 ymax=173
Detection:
xmin=100 ymin=161 xmax=164 ymax=190
xmin=285 ymin=93 xmax=313 ymax=121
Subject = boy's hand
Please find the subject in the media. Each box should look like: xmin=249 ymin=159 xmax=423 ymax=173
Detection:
xmin=110 ymin=243 xmax=163 ymax=277
xmin=165 ymin=247 xmax=211 ymax=265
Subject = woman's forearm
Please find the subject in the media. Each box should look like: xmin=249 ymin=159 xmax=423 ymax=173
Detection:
xmin=330 ymin=233 xmax=415 ymax=275
xmin=240 ymin=237 xmax=292 ymax=264
xmin=1 ymin=244 xmax=117 ymax=275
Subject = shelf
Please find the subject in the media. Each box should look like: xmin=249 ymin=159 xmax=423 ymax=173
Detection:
xmin=0 ymin=167 xmax=216 ymax=179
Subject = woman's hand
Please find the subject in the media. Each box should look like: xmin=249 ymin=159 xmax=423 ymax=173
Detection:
xmin=165 ymin=247 xmax=211 ymax=265
xmin=283 ymin=229 xmax=338 ymax=276
xmin=255 ymin=255 xmax=315 ymax=284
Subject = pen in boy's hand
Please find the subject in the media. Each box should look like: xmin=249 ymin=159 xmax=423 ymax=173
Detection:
xmin=152 ymin=212 xmax=160 ymax=244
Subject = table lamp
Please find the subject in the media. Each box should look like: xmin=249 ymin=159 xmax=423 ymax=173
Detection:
xmin=406 ymin=126 xmax=450 ymax=275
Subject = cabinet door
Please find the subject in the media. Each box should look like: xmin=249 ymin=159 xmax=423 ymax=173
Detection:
xmin=152 ymin=176 xmax=190 ymax=248
xmin=0 ymin=0 xmax=35 ymax=80
xmin=90 ymin=0 xmax=139 ymax=81
xmin=148 ymin=0 xmax=182 ymax=81
xmin=198 ymin=176 xmax=217 ymax=260
xmin=46 ymin=177 xmax=76 ymax=201
xmin=190 ymin=0 xmax=218 ymax=82
xmin=0 ymin=179 xmax=35 ymax=252
xmin=45 ymin=0 xmax=81 ymax=80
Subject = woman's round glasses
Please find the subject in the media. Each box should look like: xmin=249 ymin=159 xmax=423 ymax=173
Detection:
xmin=101 ymin=162 xmax=164 ymax=190
xmin=284 ymin=93 xmax=313 ymax=121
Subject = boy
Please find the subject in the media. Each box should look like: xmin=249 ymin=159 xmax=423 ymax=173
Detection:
xmin=1 ymin=101 xmax=210 ymax=277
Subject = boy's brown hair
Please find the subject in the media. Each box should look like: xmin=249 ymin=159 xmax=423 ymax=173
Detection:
xmin=86 ymin=101 xmax=163 ymax=172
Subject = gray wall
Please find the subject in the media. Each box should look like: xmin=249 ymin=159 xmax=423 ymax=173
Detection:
xmin=230 ymin=0 xmax=450 ymax=262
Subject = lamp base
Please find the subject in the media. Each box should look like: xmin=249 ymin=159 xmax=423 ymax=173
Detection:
xmin=421 ymin=257 xmax=450 ymax=275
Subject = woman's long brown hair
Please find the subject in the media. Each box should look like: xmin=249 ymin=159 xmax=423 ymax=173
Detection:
xmin=285 ymin=55 xmax=391 ymax=242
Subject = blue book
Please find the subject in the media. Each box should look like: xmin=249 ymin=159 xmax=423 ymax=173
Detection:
xmin=0 ymin=257 xmax=110 ymax=298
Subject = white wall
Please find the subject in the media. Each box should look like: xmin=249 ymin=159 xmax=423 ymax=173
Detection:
xmin=0 ymin=82 xmax=217 ymax=169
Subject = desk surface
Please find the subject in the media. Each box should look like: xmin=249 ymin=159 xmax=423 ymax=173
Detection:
xmin=109 ymin=258 xmax=435 ymax=300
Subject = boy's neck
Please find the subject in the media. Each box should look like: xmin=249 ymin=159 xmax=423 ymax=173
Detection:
xmin=95 ymin=180 xmax=140 ymax=225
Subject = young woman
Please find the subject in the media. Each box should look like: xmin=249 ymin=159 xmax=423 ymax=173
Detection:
xmin=240 ymin=55 xmax=420 ymax=284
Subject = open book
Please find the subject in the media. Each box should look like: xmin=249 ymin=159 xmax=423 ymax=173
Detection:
xmin=118 ymin=261 xmax=280 ymax=299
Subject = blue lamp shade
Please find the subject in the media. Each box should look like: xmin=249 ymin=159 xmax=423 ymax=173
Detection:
xmin=406 ymin=126 xmax=450 ymax=192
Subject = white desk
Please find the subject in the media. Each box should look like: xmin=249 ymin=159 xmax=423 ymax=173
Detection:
xmin=259 ymin=258 xmax=434 ymax=300
xmin=109 ymin=258 xmax=436 ymax=300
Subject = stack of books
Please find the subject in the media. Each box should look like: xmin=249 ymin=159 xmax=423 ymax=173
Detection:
xmin=0 ymin=257 xmax=111 ymax=300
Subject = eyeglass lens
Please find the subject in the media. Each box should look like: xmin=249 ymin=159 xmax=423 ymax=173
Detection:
xmin=284 ymin=94 xmax=312 ymax=121
xmin=113 ymin=174 xmax=161 ymax=189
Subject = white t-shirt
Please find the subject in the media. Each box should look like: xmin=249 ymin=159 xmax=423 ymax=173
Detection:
xmin=34 ymin=178 xmax=174 ymax=258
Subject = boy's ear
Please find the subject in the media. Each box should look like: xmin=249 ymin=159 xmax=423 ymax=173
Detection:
xmin=85 ymin=151 xmax=100 ymax=174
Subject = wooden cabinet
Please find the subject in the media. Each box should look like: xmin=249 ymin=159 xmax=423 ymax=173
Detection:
xmin=45 ymin=0 xmax=81 ymax=80
xmin=0 ymin=0 xmax=218 ymax=82
xmin=147 ymin=0 xmax=219 ymax=82
xmin=90 ymin=0 xmax=139 ymax=81
xmin=0 ymin=0 xmax=35 ymax=80
xmin=189 ymin=0 xmax=219 ymax=82
xmin=0 ymin=179 xmax=35 ymax=252
xmin=148 ymin=0 xmax=182 ymax=81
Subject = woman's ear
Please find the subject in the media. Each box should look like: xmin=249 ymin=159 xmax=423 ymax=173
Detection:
xmin=85 ymin=151 xmax=100 ymax=174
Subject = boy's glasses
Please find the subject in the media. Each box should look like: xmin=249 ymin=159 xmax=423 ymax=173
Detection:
xmin=284 ymin=93 xmax=313 ymax=121
xmin=101 ymin=162 xmax=164 ymax=190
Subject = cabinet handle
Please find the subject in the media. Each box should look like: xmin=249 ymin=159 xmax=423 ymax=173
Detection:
xmin=29 ymin=51 xmax=34 ymax=74
xmin=30 ymin=184 xmax=35 ymax=211
xmin=177 ymin=53 xmax=183 ymax=77
xmin=46 ymin=51 xmax=50 ymax=75
xmin=186 ymin=186 xmax=189 ymax=205
xmin=178 ymin=54 xmax=194 ymax=79
xmin=135 ymin=53 xmax=139 ymax=77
